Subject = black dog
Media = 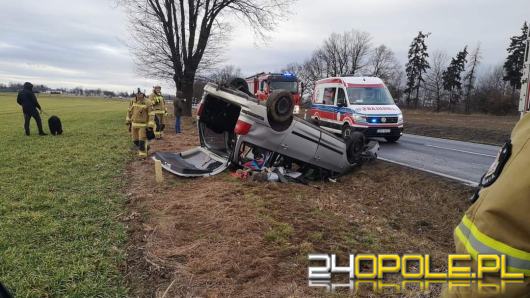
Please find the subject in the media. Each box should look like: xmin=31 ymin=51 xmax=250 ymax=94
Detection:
xmin=48 ymin=116 xmax=63 ymax=135
xmin=0 ymin=282 xmax=12 ymax=298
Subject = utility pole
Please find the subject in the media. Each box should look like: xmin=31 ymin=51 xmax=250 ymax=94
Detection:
xmin=520 ymin=29 xmax=530 ymax=118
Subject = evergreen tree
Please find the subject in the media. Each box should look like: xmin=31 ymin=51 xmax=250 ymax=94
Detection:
xmin=405 ymin=31 xmax=431 ymax=108
xmin=503 ymin=22 xmax=529 ymax=103
xmin=443 ymin=47 xmax=468 ymax=112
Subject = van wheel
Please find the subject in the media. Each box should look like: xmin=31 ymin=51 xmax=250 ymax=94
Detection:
xmin=385 ymin=136 xmax=400 ymax=143
xmin=346 ymin=131 xmax=365 ymax=165
xmin=342 ymin=125 xmax=353 ymax=139
xmin=311 ymin=118 xmax=320 ymax=127
xmin=267 ymin=91 xmax=294 ymax=132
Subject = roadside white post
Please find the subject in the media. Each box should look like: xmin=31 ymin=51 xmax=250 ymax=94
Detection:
xmin=155 ymin=159 xmax=164 ymax=183
xmin=520 ymin=29 xmax=530 ymax=118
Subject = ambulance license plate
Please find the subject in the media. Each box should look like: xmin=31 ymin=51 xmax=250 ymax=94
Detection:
xmin=377 ymin=129 xmax=391 ymax=134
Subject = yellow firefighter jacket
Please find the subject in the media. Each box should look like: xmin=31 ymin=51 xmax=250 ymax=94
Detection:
xmin=446 ymin=113 xmax=530 ymax=297
xmin=149 ymin=92 xmax=167 ymax=116
xmin=126 ymin=95 xmax=155 ymax=128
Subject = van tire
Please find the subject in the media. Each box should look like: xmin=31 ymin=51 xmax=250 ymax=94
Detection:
xmin=311 ymin=118 xmax=320 ymax=127
xmin=341 ymin=125 xmax=353 ymax=139
xmin=267 ymin=91 xmax=294 ymax=131
xmin=346 ymin=131 xmax=365 ymax=165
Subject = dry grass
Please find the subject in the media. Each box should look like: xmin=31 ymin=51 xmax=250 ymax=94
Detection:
xmin=123 ymin=112 xmax=474 ymax=297
xmin=403 ymin=109 xmax=519 ymax=145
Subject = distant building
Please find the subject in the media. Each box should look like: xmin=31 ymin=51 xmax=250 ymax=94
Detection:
xmin=45 ymin=90 xmax=63 ymax=95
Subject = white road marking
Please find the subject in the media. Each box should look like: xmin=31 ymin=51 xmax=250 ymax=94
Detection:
xmin=378 ymin=157 xmax=479 ymax=187
xmin=422 ymin=144 xmax=497 ymax=158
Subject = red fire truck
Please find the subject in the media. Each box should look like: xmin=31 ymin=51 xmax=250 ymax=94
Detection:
xmin=245 ymin=72 xmax=302 ymax=113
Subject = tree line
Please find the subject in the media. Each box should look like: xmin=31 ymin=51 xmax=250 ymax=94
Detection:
xmin=187 ymin=21 xmax=528 ymax=116
xmin=0 ymin=82 xmax=132 ymax=98
xmin=285 ymin=22 xmax=528 ymax=115
xmin=400 ymin=22 xmax=528 ymax=115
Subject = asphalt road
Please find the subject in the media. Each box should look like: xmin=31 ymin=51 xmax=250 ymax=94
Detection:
xmin=378 ymin=134 xmax=500 ymax=186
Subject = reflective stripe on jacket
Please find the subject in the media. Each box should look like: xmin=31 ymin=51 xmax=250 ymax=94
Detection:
xmin=149 ymin=93 xmax=166 ymax=113
xmin=127 ymin=97 xmax=155 ymax=127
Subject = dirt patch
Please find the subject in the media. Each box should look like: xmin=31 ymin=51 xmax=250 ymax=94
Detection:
xmin=123 ymin=113 xmax=474 ymax=297
xmin=403 ymin=109 xmax=519 ymax=145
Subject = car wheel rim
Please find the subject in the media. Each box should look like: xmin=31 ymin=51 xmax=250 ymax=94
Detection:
xmin=277 ymin=97 xmax=290 ymax=115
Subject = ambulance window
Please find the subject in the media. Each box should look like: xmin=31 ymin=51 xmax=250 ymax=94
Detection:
xmin=323 ymin=88 xmax=336 ymax=105
xmin=336 ymin=88 xmax=346 ymax=106
xmin=260 ymin=81 xmax=266 ymax=91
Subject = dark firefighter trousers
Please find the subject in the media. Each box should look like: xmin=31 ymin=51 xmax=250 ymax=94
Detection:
xmin=131 ymin=124 xmax=149 ymax=157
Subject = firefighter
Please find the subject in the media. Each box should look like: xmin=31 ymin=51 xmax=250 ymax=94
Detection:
xmin=149 ymin=85 xmax=167 ymax=139
xmin=443 ymin=113 xmax=530 ymax=297
xmin=126 ymin=90 xmax=155 ymax=157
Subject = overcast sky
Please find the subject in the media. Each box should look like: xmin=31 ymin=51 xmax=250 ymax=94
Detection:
xmin=0 ymin=0 xmax=528 ymax=92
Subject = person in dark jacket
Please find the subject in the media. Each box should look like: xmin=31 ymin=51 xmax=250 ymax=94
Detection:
xmin=173 ymin=91 xmax=184 ymax=134
xmin=17 ymin=82 xmax=47 ymax=136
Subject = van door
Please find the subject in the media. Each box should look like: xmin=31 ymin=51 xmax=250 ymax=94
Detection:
xmin=320 ymin=87 xmax=337 ymax=126
xmin=335 ymin=88 xmax=347 ymax=123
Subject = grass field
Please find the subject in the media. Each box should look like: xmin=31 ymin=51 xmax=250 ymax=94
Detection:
xmin=0 ymin=93 xmax=130 ymax=297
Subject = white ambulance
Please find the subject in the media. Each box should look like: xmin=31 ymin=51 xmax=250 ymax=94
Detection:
xmin=308 ymin=76 xmax=404 ymax=142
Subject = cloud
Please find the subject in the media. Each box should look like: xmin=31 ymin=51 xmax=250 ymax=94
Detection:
xmin=3 ymin=62 xmax=82 ymax=76
xmin=92 ymin=44 xmax=128 ymax=57
xmin=0 ymin=42 xmax=19 ymax=50
xmin=225 ymin=0 xmax=529 ymax=72
xmin=0 ymin=0 xmax=528 ymax=92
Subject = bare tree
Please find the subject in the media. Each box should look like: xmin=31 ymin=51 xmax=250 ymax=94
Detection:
xmin=424 ymin=51 xmax=449 ymax=112
xmin=347 ymin=30 xmax=372 ymax=75
xmin=369 ymin=44 xmax=400 ymax=81
xmin=208 ymin=65 xmax=242 ymax=85
xmin=463 ymin=44 xmax=481 ymax=114
xmin=480 ymin=65 xmax=509 ymax=92
xmin=314 ymin=30 xmax=372 ymax=77
xmin=120 ymin=0 xmax=290 ymax=116
xmin=321 ymin=33 xmax=349 ymax=76
xmin=386 ymin=68 xmax=405 ymax=103
xmin=474 ymin=64 xmax=513 ymax=114
xmin=290 ymin=30 xmax=372 ymax=98
xmin=299 ymin=49 xmax=328 ymax=97
xmin=281 ymin=63 xmax=302 ymax=74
